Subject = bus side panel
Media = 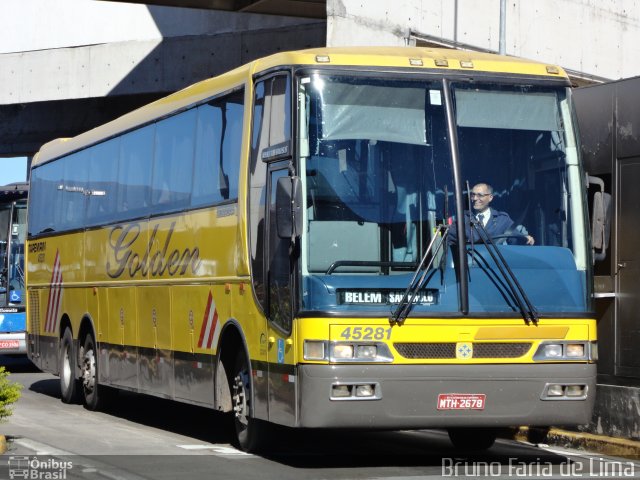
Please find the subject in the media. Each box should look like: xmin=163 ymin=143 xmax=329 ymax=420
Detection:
xmin=28 ymin=288 xmax=58 ymax=373
xmin=27 ymin=239 xmax=57 ymax=373
xmin=27 ymin=233 xmax=85 ymax=373
xmin=89 ymin=221 xmax=149 ymax=391
xmin=172 ymin=285 xmax=214 ymax=405
xmin=170 ymin=206 xmax=243 ymax=406
xmin=105 ymin=286 xmax=138 ymax=390
xmin=137 ymin=285 xmax=173 ymax=397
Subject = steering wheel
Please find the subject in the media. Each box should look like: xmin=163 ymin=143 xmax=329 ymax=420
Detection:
xmin=489 ymin=233 xmax=529 ymax=245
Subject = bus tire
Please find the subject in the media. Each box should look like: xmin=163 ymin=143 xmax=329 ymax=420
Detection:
xmin=447 ymin=427 xmax=497 ymax=451
xmin=59 ymin=328 xmax=79 ymax=403
xmin=230 ymin=351 xmax=266 ymax=453
xmin=81 ymin=333 xmax=103 ymax=411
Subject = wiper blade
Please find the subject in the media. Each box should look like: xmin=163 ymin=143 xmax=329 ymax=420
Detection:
xmin=390 ymin=225 xmax=450 ymax=325
xmin=326 ymin=261 xmax=416 ymax=275
xmin=471 ymin=220 xmax=538 ymax=325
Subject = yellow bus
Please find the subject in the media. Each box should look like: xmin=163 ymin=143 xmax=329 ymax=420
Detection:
xmin=27 ymin=47 xmax=597 ymax=452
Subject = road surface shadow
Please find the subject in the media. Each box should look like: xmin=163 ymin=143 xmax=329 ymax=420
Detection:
xmin=0 ymin=355 xmax=39 ymax=373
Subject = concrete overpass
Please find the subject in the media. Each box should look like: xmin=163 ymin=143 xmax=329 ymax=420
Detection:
xmin=103 ymin=0 xmax=327 ymax=18
xmin=1 ymin=0 xmax=326 ymax=157
xmin=2 ymin=0 xmax=639 ymax=158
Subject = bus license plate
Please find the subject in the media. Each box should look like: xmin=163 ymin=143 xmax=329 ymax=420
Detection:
xmin=0 ymin=340 xmax=20 ymax=349
xmin=437 ymin=393 xmax=486 ymax=410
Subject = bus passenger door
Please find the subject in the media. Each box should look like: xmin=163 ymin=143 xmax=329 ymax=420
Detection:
xmin=266 ymin=166 xmax=296 ymax=426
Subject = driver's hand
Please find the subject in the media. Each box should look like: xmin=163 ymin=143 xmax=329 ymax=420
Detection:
xmin=526 ymin=235 xmax=535 ymax=245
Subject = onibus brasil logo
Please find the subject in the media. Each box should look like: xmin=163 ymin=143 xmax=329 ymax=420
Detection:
xmin=8 ymin=456 xmax=73 ymax=479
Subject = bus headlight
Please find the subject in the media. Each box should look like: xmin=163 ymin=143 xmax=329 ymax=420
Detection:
xmin=542 ymin=344 xmax=563 ymax=358
xmin=329 ymin=342 xmax=394 ymax=363
xmin=566 ymin=344 xmax=585 ymax=357
xmin=356 ymin=345 xmax=377 ymax=358
xmin=533 ymin=341 xmax=593 ymax=361
xmin=541 ymin=383 xmax=588 ymax=400
xmin=546 ymin=384 xmax=565 ymax=396
xmin=333 ymin=344 xmax=354 ymax=359
xmin=304 ymin=340 xmax=327 ymax=360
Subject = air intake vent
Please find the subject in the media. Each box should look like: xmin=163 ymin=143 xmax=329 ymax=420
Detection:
xmin=394 ymin=342 xmax=532 ymax=359
xmin=28 ymin=290 xmax=40 ymax=333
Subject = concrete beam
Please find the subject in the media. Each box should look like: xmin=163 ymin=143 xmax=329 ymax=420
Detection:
xmin=0 ymin=22 xmax=325 ymax=156
xmin=100 ymin=0 xmax=327 ymax=18
xmin=0 ymin=95 xmax=162 ymax=157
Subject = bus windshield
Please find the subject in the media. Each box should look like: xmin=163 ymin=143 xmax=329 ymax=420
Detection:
xmin=298 ymin=73 xmax=589 ymax=316
xmin=0 ymin=199 xmax=26 ymax=307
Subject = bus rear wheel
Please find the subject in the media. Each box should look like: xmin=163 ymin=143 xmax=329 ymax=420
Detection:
xmin=81 ymin=333 xmax=103 ymax=410
xmin=447 ymin=427 xmax=498 ymax=451
xmin=230 ymin=351 xmax=266 ymax=453
xmin=59 ymin=328 xmax=79 ymax=403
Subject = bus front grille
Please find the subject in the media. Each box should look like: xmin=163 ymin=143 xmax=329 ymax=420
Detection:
xmin=394 ymin=342 xmax=532 ymax=359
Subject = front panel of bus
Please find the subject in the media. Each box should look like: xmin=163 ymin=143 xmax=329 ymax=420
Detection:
xmin=0 ymin=198 xmax=27 ymax=354
xmin=275 ymin=68 xmax=596 ymax=429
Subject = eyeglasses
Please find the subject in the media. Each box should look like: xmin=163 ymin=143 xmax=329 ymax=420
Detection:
xmin=470 ymin=192 xmax=491 ymax=198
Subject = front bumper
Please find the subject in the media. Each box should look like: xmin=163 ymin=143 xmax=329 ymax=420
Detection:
xmin=297 ymin=363 xmax=596 ymax=428
xmin=0 ymin=332 xmax=27 ymax=354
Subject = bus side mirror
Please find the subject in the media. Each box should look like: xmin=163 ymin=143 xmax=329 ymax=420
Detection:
xmin=588 ymin=175 xmax=612 ymax=263
xmin=276 ymin=176 xmax=303 ymax=240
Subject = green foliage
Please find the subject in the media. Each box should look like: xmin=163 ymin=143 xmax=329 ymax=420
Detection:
xmin=0 ymin=366 xmax=22 ymax=421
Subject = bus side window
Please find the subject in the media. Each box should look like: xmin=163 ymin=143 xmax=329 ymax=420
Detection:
xmin=249 ymin=74 xmax=292 ymax=317
xmin=117 ymin=125 xmax=154 ymax=218
xmin=192 ymin=89 xmax=244 ymax=207
xmin=60 ymin=150 xmax=88 ymax=231
xmin=152 ymin=109 xmax=196 ymax=212
xmin=87 ymin=138 xmax=120 ymax=226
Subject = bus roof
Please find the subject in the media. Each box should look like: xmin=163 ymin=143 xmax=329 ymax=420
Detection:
xmin=32 ymin=46 xmax=568 ymax=167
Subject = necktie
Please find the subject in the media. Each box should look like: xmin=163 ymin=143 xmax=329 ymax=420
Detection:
xmin=477 ymin=213 xmax=484 ymax=226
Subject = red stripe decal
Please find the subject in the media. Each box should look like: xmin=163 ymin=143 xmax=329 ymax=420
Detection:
xmin=197 ymin=291 xmax=213 ymax=348
xmin=206 ymin=309 xmax=218 ymax=349
xmin=45 ymin=251 xmax=61 ymax=332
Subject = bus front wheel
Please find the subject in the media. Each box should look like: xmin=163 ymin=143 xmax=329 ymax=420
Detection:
xmin=230 ymin=351 xmax=266 ymax=452
xmin=59 ymin=328 xmax=79 ymax=403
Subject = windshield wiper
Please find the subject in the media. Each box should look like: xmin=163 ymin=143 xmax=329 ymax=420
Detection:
xmin=326 ymin=261 xmax=416 ymax=275
xmin=471 ymin=219 xmax=539 ymax=325
xmin=389 ymin=224 xmax=450 ymax=325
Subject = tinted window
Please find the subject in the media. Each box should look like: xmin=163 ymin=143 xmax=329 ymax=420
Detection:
xmin=249 ymin=75 xmax=291 ymax=312
xmin=117 ymin=125 xmax=154 ymax=219
xmin=192 ymin=90 xmax=244 ymax=207
xmin=152 ymin=109 xmax=196 ymax=212
xmin=60 ymin=150 xmax=89 ymax=231
xmin=29 ymin=91 xmax=246 ymax=236
xmin=29 ymin=161 xmax=63 ymax=235
xmin=87 ymin=138 xmax=120 ymax=225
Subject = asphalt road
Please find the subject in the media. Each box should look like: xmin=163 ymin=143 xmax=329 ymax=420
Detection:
xmin=1 ymin=355 xmax=638 ymax=480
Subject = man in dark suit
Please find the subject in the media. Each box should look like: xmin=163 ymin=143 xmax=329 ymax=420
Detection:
xmin=450 ymin=182 xmax=535 ymax=245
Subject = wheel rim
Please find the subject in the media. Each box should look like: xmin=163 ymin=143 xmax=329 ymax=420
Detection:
xmin=82 ymin=343 xmax=96 ymax=395
xmin=232 ymin=369 xmax=249 ymax=430
xmin=61 ymin=343 xmax=72 ymax=389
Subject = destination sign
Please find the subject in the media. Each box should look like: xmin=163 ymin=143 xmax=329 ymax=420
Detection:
xmin=337 ymin=289 xmax=438 ymax=305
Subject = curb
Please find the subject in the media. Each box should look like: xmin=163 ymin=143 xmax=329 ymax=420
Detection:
xmin=513 ymin=427 xmax=640 ymax=459
xmin=0 ymin=435 xmax=6 ymax=454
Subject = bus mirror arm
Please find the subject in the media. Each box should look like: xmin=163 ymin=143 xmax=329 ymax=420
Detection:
xmin=587 ymin=175 xmax=611 ymax=263
xmin=275 ymin=176 xmax=303 ymax=240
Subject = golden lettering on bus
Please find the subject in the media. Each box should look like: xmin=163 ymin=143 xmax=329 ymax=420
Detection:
xmin=106 ymin=221 xmax=202 ymax=278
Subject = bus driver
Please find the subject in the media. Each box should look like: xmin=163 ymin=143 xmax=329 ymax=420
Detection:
xmin=450 ymin=182 xmax=535 ymax=245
